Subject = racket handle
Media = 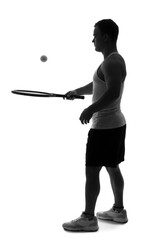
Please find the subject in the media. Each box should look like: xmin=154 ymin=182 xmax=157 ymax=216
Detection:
xmin=64 ymin=94 xmax=84 ymax=99
xmin=72 ymin=95 xmax=85 ymax=99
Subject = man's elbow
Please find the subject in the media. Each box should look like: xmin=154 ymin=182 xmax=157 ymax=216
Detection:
xmin=108 ymin=91 xmax=120 ymax=101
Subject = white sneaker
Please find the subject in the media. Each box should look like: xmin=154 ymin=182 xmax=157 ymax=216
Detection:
xmin=96 ymin=206 xmax=128 ymax=223
xmin=62 ymin=212 xmax=99 ymax=232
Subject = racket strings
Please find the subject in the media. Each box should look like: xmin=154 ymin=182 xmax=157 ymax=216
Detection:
xmin=12 ymin=90 xmax=51 ymax=97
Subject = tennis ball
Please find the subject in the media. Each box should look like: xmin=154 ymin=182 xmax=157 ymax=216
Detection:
xmin=40 ymin=55 xmax=48 ymax=62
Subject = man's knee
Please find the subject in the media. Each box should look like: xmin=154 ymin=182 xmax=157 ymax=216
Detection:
xmin=85 ymin=166 xmax=102 ymax=178
xmin=106 ymin=165 xmax=120 ymax=175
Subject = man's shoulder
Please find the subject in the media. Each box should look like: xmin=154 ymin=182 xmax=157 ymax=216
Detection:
xmin=102 ymin=53 xmax=126 ymax=69
xmin=105 ymin=53 xmax=125 ymax=63
xmin=101 ymin=53 xmax=126 ymax=79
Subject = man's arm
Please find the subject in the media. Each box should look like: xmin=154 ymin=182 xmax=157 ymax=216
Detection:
xmin=88 ymin=60 xmax=123 ymax=114
xmin=66 ymin=82 xmax=93 ymax=99
xmin=75 ymin=82 xmax=93 ymax=95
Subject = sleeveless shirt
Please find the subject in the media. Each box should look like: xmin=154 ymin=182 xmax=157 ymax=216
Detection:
xmin=91 ymin=52 xmax=126 ymax=129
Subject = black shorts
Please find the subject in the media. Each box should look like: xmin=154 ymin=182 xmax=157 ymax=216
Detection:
xmin=86 ymin=125 xmax=126 ymax=167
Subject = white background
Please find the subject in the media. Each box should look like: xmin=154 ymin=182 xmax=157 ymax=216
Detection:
xmin=0 ymin=0 xmax=160 ymax=239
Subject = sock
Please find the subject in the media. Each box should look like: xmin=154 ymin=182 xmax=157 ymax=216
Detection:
xmin=113 ymin=205 xmax=124 ymax=213
xmin=82 ymin=212 xmax=94 ymax=220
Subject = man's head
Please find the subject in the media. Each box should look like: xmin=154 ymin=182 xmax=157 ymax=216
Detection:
xmin=93 ymin=19 xmax=119 ymax=52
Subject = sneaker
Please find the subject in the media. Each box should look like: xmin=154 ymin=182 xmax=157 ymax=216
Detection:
xmin=62 ymin=213 xmax=99 ymax=232
xmin=96 ymin=206 xmax=128 ymax=223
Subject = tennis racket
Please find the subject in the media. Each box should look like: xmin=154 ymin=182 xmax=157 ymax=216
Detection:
xmin=11 ymin=90 xmax=84 ymax=99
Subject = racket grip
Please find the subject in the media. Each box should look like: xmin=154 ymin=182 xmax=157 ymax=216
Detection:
xmin=73 ymin=95 xmax=85 ymax=99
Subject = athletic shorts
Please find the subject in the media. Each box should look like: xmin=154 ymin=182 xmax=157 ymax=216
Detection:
xmin=85 ymin=125 xmax=126 ymax=167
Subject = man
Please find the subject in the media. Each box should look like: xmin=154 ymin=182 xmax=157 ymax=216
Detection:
xmin=62 ymin=19 xmax=128 ymax=232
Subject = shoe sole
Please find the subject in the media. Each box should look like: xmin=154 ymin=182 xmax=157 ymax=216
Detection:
xmin=97 ymin=216 xmax=128 ymax=224
xmin=63 ymin=226 xmax=99 ymax=232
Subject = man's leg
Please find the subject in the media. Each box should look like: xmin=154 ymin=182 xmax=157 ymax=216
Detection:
xmin=84 ymin=166 xmax=102 ymax=216
xmin=106 ymin=165 xmax=124 ymax=210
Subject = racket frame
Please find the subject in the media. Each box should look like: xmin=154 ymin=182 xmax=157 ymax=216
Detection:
xmin=11 ymin=90 xmax=84 ymax=99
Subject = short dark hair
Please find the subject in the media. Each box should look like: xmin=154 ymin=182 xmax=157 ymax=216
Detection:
xmin=94 ymin=19 xmax=119 ymax=43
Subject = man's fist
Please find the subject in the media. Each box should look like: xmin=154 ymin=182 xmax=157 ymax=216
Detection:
xmin=65 ymin=90 xmax=78 ymax=100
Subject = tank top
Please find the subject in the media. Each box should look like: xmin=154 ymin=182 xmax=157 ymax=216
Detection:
xmin=91 ymin=52 xmax=126 ymax=129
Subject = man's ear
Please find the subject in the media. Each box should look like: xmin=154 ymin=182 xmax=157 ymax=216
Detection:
xmin=103 ymin=34 xmax=109 ymax=42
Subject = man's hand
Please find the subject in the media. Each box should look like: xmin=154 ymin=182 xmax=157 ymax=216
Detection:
xmin=79 ymin=107 xmax=94 ymax=124
xmin=65 ymin=90 xmax=78 ymax=100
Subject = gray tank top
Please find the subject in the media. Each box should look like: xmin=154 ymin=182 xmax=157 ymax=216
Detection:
xmin=91 ymin=52 xmax=126 ymax=129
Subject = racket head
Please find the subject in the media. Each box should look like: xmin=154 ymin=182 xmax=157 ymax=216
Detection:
xmin=11 ymin=90 xmax=85 ymax=99
xmin=11 ymin=90 xmax=52 ymax=97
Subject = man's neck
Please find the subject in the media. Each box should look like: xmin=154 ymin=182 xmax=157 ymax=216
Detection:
xmin=102 ymin=45 xmax=118 ymax=59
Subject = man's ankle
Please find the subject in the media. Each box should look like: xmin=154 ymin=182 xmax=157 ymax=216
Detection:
xmin=83 ymin=212 xmax=94 ymax=219
xmin=113 ymin=204 xmax=124 ymax=212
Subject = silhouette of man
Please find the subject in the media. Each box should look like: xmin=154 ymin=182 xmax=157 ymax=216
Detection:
xmin=63 ymin=19 xmax=128 ymax=232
